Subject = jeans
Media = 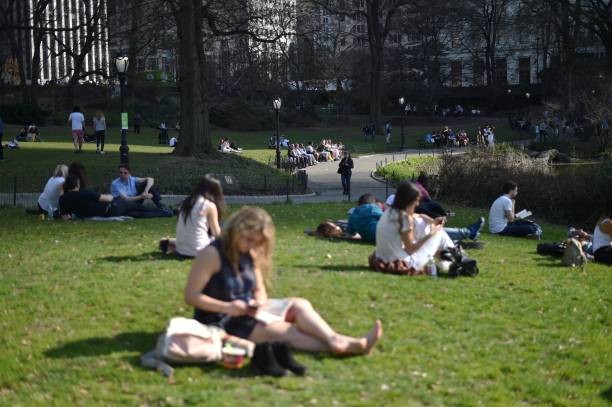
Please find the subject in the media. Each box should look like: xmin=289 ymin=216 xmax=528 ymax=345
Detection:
xmin=110 ymin=199 xmax=172 ymax=218
xmin=95 ymin=130 xmax=105 ymax=151
xmin=341 ymin=174 xmax=351 ymax=194
xmin=499 ymin=219 xmax=542 ymax=238
xmin=136 ymin=183 xmax=162 ymax=208
xmin=444 ymin=227 xmax=471 ymax=241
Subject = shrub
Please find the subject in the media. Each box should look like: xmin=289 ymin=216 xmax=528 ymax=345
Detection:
xmin=437 ymin=147 xmax=611 ymax=226
xmin=0 ymin=104 xmax=50 ymax=125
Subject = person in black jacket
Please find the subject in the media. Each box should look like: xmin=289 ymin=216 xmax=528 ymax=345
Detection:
xmin=338 ymin=150 xmax=354 ymax=195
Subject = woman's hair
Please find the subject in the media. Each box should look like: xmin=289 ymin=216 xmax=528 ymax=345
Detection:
xmin=95 ymin=110 xmax=104 ymax=119
xmin=68 ymin=162 xmax=88 ymax=188
xmin=316 ymin=221 xmax=343 ymax=238
xmin=220 ymin=207 xmax=275 ymax=284
xmin=63 ymin=174 xmax=80 ymax=191
xmin=72 ymin=106 xmax=80 ymax=113
xmin=53 ymin=164 xmax=69 ymax=178
xmin=392 ymin=181 xmax=420 ymax=211
xmin=416 ymin=172 xmax=428 ymax=185
xmin=180 ymin=175 xmax=226 ymax=225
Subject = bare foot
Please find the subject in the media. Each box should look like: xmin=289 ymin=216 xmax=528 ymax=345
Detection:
xmin=364 ymin=320 xmax=383 ymax=354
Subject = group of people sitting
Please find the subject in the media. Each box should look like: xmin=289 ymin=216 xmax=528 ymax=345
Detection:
xmin=218 ymin=138 xmax=242 ymax=153
xmin=286 ymin=139 xmax=344 ymax=168
xmin=422 ymin=125 xmax=495 ymax=148
xmin=35 ymin=162 xmax=174 ymax=220
xmin=14 ymin=124 xmax=42 ymax=143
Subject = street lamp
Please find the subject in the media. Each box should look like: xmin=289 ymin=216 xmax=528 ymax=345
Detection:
xmin=525 ymin=92 xmax=531 ymax=119
xmin=399 ymin=96 xmax=405 ymax=150
xmin=273 ymin=97 xmax=282 ymax=169
xmin=115 ymin=56 xmax=129 ymax=165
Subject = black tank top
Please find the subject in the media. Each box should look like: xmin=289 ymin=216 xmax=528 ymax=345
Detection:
xmin=193 ymin=239 xmax=255 ymax=325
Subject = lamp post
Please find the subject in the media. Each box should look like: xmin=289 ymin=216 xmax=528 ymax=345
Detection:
xmin=273 ymin=98 xmax=282 ymax=169
xmin=525 ymin=92 xmax=531 ymax=119
xmin=399 ymin=96 xmax=405 ymax=150
xmin=115 ymin=56 xmax=129 ymax=165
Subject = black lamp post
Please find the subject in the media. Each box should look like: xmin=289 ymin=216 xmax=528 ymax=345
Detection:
xmin=115 ymin=56 xmax=129 ymax=165
xmin=525 ymin=92 xmax=531 ymax=119
xmin=273 ymin=97 xmax=282 ymax=169
xmin=399 ymin=96 xmax=405 ymax=150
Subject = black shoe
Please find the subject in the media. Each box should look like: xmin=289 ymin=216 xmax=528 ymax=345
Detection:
xmin=272 ymin=342 xmax=306 ymax=376
xmin=159 ymin=238 xmax=169 ymax=254
xmin=250 ymin=343 xmax=287 ymax=377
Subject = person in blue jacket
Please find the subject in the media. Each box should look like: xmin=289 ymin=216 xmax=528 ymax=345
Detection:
xmin=347 ymin=193 xmax=383 ymax=243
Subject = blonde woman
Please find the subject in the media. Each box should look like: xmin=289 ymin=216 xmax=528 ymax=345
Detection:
xmin=37 ymin=164 xmax=68 ymax=216
xmin=93 ymin=110 xmax=106 ymax=154
xmin=184 ymin=207 xmax=382 ymax=354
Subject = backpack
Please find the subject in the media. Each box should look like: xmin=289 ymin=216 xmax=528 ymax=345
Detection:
xmin=561 ymin=238 xmax=587 ymax=267
xmin=141 ymin=317 xmax=255 ymax=377
xmin=439 ymin=245 xmax=479 ymax=278
xmin=537 ymin=242 xmax=566 ymax=257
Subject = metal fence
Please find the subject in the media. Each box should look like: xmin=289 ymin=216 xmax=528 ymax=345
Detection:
xmin=0 ymin=170 xmax=309 ymax=208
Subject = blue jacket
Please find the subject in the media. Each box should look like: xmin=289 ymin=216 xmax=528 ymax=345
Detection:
xmin=347 ymin=203 xmax=383 ymax=243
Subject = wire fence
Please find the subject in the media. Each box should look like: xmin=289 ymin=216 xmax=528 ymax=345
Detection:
xmin=0 ymin=170 xmax=309 ymax=208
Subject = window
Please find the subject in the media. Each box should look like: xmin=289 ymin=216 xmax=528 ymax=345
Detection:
xmin=518 ymin=57 xmax=530 ymax=85
xmin=495 ymin=57 xmax=507 ymax=84
xmin=451 ymin=60 xmax=462 ymax=87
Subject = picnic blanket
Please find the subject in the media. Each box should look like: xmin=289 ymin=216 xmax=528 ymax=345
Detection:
xmin=82 ymin=216 xmax=134 ymax=222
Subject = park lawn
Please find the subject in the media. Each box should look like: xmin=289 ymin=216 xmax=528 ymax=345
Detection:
xmin=0 ymin=203 xmax=609 ymax=406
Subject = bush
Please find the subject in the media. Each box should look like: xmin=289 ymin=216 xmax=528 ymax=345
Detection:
xmin=0 ymin=104 xmax=50 ymax=125
xmin=437 ymin=147 xmax=611 ymax=226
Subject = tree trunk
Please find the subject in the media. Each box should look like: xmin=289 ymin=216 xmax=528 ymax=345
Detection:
xmin=127 ymin=0 xmax=140 ymax=109
xmin=366 ymin=1 xmax=384 ymax=134
xmin=173 ymin=0 xmax=208 ymax=156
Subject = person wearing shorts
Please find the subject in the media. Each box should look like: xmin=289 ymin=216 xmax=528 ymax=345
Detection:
xmin=68 ymin=106 xmax=85 ymax=153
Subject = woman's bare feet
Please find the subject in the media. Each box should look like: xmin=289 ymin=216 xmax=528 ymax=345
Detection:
xmin=328 ymin=320 xmax=383 ymax=355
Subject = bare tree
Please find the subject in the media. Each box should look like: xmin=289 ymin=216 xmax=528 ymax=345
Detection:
xmin=580 ymin=79 xmax=612 ymax=152
xmin=310 ymin=0 xmax=411 ymax=133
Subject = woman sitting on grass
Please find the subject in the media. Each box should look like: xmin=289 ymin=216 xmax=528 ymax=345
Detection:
xmin=160 ymin=175 xmax=224 ymax=258
xmin=373 ymin=181 xmax=455 ymax=273
xmin=593 ymin=204 xmax=612 ymax=265
xmin=184 ymin=206 xmax=383 ymax=354
xmin=37 ymin=164 xmax=68 ymax=216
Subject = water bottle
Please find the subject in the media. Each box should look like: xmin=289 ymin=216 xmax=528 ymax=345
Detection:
xmin=427 ymin=256 xmax=437 ymax=277
xmin=47 ymin=206 xmax=56 ymax=220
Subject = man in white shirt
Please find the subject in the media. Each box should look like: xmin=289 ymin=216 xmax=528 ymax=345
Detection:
xmin=68 ymin=106 xmax=85 ymax=153
xmin=488 ymin=181 xmax=542 ymax=238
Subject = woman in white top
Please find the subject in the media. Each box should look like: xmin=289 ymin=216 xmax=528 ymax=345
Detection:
xmin=593 ymin=205 xmax=612 ymax=264
xmin=160 ymin=175 xmax=225 ymax=258
xmin=37 ymin=164 xmax=68 ymax=217
xmin=375 ymin=181 xmax=454 ymax=272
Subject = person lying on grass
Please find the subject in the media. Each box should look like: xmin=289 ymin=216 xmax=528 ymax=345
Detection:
xmin=373 ymin=181 xmax=457 ymax=273
xmin=184 ymin=206 xmax=383 ymax=354
xmin=159 ymin=175 xmax=224 ymax=258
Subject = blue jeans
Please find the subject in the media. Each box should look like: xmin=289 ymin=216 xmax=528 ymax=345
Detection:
xmin=444 ymin=227 xmax=471 ymax=241
xmin=341 ymin=174 xmax=351 ymax=194
xmin=499 ymin=219 xmax=542 ymax=238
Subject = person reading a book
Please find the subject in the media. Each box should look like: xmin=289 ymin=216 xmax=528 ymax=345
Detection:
xmin=488 ymin=181 xmax=542 ymax=239
xmin=184 ymin=207 xmax=383 ymax=355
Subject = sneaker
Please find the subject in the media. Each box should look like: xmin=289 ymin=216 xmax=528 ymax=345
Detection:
xmin=100 ymin=150 xmax=105 ymax=154
xmin=468 ymin=217 xmax=485 ymax=240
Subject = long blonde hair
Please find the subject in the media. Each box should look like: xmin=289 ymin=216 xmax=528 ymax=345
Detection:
xmin=220 ymin=207 xmax=275 ymax=285
xmin=53 ymin=164 xmax=68 ymax=178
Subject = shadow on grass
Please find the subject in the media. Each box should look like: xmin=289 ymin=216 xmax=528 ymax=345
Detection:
xmin=601 ymin=385 xmax=612 ymax=401
xmin=312 ymin=264 xmax=372 ymax=272
xmin=100 ymin=251 xmax=190 ymax=263
xmin=44 ymin=331 xmax=160 ymax=358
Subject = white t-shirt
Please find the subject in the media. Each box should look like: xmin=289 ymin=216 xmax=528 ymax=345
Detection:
xmin=593 ymin=219 xmax=611 ymax=252
xmin=175 ymin=197 xmax=214 ymax=257
xmin=489 ymin=195 xmax=513 ymax=233
xmin=38 ymin=176 xmax=65 ymax=213
xmin=375 ymin=209 xmax=411 ymax=262
xmin=69 ymin=112 xmax=85 ymax=130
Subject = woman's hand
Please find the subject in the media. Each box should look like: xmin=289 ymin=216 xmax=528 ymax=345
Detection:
xmin=225 ymin=300 xmax=249 ymax=317
xmin=433 ymin=216 xmax=446 ymax=226
xmin=429 ymin=223 xmax=443 ymax=235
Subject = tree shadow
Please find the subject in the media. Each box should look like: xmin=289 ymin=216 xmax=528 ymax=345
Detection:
xmin=44 ymin=331 xmax=160 ymax=359
xmin=600 ymin=385 xmax=612 ymax=402
xmin=99 ymin=252 xmax=191 ymax=263
xmin=312 ymin=264 xmax=372 ymax=272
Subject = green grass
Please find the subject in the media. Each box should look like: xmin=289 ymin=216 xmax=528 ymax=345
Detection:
xmin=1 ymin=119 xmax=526 ymax=191
xmin=0 ymin=203 xmax=610 ymax=405
xmin=375 ymin=156 xmax=440 ymax=182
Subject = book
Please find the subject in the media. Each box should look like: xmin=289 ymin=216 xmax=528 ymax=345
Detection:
xmin=516 ymin=209 xmax=532 ymax=220
xmin=254 ymin=298 xmax=294 ymax=325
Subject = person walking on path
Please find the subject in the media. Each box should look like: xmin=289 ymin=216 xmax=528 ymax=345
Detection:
xmin=134 ymin=113 xmax=142 ymax=134
xmin=68 ymin=106 xmax=85 ymax=153
xmin=385 ymin=121 xmax=392 ymax=144
xmin=93 ymin=110 xmax=106 ymax=154
xmin=338 ymin=150 xmax=354 ymax=196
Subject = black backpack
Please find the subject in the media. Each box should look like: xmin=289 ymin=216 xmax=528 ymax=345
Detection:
xmin=440 ymin=246 xmax=479 ymax=278
xmin=536 ymin=242 xmax=566 ymax=257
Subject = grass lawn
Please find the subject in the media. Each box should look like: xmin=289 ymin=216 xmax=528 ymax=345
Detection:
xmin=0 ymin=119 xmax=525 ymax=193
xmin=0 ymin=203 xmax=609 ymax=405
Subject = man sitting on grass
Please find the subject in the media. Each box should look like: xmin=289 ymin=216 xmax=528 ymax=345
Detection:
xmin=488 ymin=180 xmax=542 ymax=239
xmin=110 ymin=164 xmax=167 ymax=210
xmin=347 ymin=194 xmax=384 ymax=243
xmin=60 ymin=175 xmax=172 ymax=219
